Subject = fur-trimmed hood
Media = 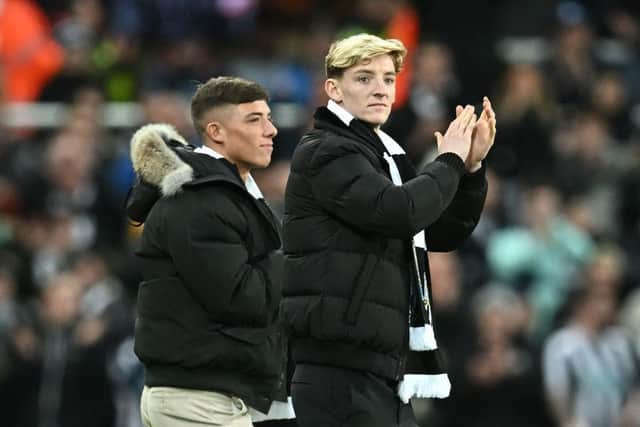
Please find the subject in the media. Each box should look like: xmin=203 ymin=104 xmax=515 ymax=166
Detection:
xmin=127 ymin=123 xmax=198 ymax=224
xmin=130 ymin=123 xmax=194 ymax=197
xmin=126 ymin=122 xmax=249 ymax=224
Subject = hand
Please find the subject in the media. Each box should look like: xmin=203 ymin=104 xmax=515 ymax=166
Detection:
xmin=73 ymin=318 xmax=106 ymax=346
xmin=459 ymin=96 xmax=496 ymax=172
xmin=434 ymin=104 xmax=476 ymax=163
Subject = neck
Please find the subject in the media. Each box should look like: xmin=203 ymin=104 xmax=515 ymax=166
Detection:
xmin=202 ymin=141 xmax=249 ymax=182
xmin=238 ymin=168 xmax=249 ymax=182
xmin=574 ymin=312 xmax=602 ymax=334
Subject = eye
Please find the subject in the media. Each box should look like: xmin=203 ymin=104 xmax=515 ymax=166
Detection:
xmin=384 ymin=77 xmax=396 ymax=85
xmin=357 ymin=75 xmax=370 ymax=83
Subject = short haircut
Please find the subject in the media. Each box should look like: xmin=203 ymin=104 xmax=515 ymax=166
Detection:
xmin=191 ymin=76 xmax=269 ymax=135
xmin=325 ymin=33 xmax=407 ymax=79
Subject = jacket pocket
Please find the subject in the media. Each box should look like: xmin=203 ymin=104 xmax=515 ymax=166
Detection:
xmin=135 ymin=277 xmax=190 ymax=364
xmin=217 ymin=326 xmax=284 ymax=378
xmin=344 ymin=254 xmax=379 ymax=325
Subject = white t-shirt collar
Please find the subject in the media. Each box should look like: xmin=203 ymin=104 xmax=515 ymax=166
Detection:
xmin=194 ymin=144 xmax=224 ymax=159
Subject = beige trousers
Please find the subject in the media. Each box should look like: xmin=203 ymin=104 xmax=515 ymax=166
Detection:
xmin=140 ymin=386 xmax=253 ymax=427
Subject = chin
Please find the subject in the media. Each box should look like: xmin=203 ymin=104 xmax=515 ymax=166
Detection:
xmin=362 ymin=112 xmax=390 ymax=126
xmin=255 ymin=159 xmax=272 ymax=169
xmin=365 ymin=116 xmax=388 ymax=127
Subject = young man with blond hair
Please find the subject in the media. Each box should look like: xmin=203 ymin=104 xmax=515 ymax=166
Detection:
xmin=282 ymin=33 xmax=496 ymax=426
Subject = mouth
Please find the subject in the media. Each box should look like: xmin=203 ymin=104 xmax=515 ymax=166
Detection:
xmin=368 ymin=104 xmax=388 ymax=108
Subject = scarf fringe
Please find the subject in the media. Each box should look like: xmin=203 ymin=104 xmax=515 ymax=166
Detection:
xmin=409 ymin=325 xmax=438 ymax=351
xmin=397 ymin=374 xmax=451 ymax=403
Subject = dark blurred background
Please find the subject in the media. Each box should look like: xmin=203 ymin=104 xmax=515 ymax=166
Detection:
xmin=0 ymin=0 xmax=639 ymax=426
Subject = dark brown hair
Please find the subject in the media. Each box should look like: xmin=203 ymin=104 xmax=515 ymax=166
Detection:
xmin=191 ymin=76 xmax=269 ymax=134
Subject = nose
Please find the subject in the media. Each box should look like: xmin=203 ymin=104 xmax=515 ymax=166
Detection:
xmin=264 ymin=118 xmax=278 ymax=138
xmin=373 ymin=78 xmax=389 ymax=99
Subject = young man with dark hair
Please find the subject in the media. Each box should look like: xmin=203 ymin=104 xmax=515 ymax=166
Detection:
xmin=127 ymin=76 xmax=294 ymax=427
xmin=282 ymin=33 xmax=496 ymax=427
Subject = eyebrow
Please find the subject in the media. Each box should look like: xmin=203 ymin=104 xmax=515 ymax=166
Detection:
xmin=352 ymin=69 xmax=397 ymax=76
xmin=244 ymin=111 xmax=272 ymax=119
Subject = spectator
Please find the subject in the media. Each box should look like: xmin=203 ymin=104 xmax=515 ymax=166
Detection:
xmin=487 ymin=184 xmax=595 ymax=340
xmin=441 ymin=284 xmax=550 ymax=427
xmin=0 ymin=0 xmax=64 ymax=101
xmin=543 ymin=284 xmax=639 ymax=427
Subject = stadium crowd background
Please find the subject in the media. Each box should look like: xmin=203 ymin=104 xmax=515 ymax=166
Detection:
xmin=0 ymin=0 xmax=639 ymax=426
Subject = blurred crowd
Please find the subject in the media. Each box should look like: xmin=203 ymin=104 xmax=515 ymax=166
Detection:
xmin=0 ymin=0 xmax=639 ymax=426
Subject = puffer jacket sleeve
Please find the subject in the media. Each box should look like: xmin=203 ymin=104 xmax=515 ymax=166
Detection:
xmin=425 ymin=163 xmax=488 ymax=251
xmin=306 ymin=137 xmax=467 ymax=239
xmin=166 ymin=189 xmax=281 ymax=326
xmin=126 ymin=178 xmax=161 ymax=224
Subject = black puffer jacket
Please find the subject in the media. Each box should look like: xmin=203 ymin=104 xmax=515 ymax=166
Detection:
xmin=282 ymin=108 xmax=487 ymax=380
xmin=127 ymin=124 xmax=285 ymax=412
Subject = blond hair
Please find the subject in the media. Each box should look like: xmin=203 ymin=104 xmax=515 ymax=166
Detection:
xmin=325 ymin=33 xmax=407 ymax=78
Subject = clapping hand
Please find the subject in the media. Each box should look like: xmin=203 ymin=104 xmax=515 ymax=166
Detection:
xmin=434 ymin=104 xmax=477 ymax=164
xmin=458 ymin=96 xmax=496 ymax=172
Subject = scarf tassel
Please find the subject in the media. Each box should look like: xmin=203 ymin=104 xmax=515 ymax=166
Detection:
xmin=397 ymin=374 xmax=451 ymax=403
xmin=409 ymin=325 xmax=438 ymax=351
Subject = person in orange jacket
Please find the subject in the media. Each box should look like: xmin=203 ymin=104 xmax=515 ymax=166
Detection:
xmin=0 ymin=0 xmax=64 ymax=102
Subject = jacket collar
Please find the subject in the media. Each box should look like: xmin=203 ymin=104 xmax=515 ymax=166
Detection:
xmin=312 ymin=106 xmax=418 ymax=182
xmin=177 ymin=149 xmax=245 ymax=189
xmin=327 ymin=99 xmax=356 ymax=126
xmin=182 ymin=153 xmax=282 ymax=244
xmin=194 ymin=144 xmax=264 ymax=200
xmin=318 ymin=101 xmax=406 ymax=156
xmin=313 ymin=106 xmax=388 ymax=159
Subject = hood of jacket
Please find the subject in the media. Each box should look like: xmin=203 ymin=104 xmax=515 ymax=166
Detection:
xmin=130 ymin=123 xmax=195 ymax=197
xmin=127 ymin=123 xmax=251 ymax=224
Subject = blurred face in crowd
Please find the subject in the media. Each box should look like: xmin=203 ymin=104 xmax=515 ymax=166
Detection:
xmin=47 ymin=131 xmax=95 ymax=191
xmin=592 ymin=72 xmax=626 ymax=115
xmin=325 ymin=54 xmax=397 ymax=127
xmin=523 ymin=185 xmax=560 ymax=232
xmin=579 ymin=290 xmax=616 ymax=329
xmin=205 ymin=100 xmax=277 ymax=179
xmin=43 ymin=273 xmax=81 ymax=327
xmin=414 ymin=43 xmax=453 ymax=92
xmin=587 ymin=249 xmax=623 ymax=292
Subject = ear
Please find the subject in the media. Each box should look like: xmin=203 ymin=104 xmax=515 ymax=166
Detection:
xmin=324 ymin=78 xmax=342 ymax=103
xmin=205 ymin=121 xmax=224 ymax=145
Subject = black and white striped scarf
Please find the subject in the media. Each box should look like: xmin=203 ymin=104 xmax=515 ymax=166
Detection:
xmin=375 ymin=129 xmax=451 ymax=403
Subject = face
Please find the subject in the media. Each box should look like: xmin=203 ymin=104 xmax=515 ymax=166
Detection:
xmin=206 ymin=100 xmax=277 ymax=177
xmin=326 ymin=54 xmax=397 ymax=126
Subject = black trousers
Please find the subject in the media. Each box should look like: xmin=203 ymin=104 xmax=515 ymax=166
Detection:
xmin=291 ymin=364 xmax=417 ymax=427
